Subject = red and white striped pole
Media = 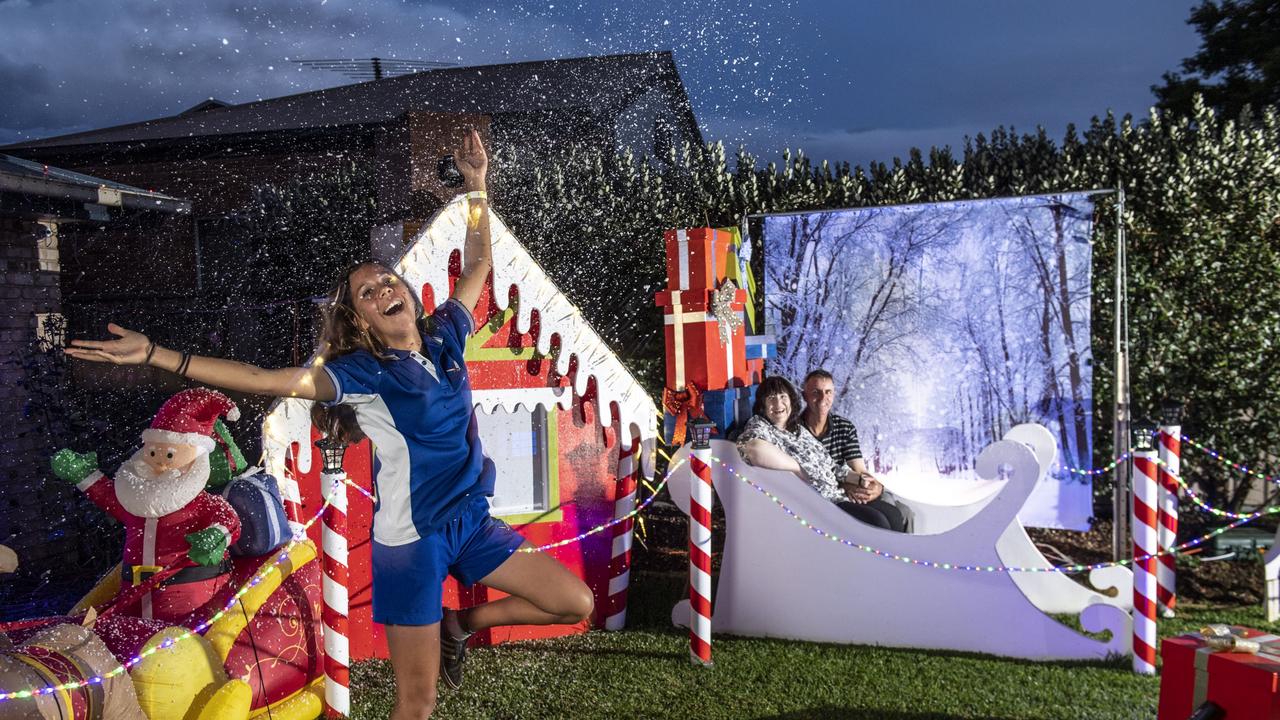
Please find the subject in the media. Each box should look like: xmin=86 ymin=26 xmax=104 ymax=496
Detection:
xmin=1131 ymin=423 xmax=1160 ymax=675
xmin=316 ymin=438 xmax=351 ymax=717
xmin=688 ymin=420 xmax=715 ymax=667
xmin=1156 ymin=402 xmax=1183 ymax=618
xmin=280 ymin=469 xmax=307 ymax=538
xmin=605 ymin=434 xmax=643 ymax=630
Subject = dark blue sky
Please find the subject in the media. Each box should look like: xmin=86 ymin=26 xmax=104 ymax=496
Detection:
xmin=0 ymin=0 xmax=1202 ymax=166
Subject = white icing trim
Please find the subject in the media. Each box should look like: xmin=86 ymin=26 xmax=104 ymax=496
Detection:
xmin=395 ymin=197 xmax=657 ymax=448
xmin=260 ymin=197 xmax=658 ymax=485
xmin=472 ymin=387 xmax=572 ymax=415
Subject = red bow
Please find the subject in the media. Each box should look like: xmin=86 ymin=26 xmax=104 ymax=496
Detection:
xmin=662 ymin=384 xmax=705 ymax=447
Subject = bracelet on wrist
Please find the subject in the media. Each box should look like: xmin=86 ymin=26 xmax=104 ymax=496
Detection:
xmin=175 ymin=351 xmax=192 ymax=378
xmin=464 ymin=190 xmax=487 ymax=201
xmin=143 ymin=341 xmax=157 ymax=366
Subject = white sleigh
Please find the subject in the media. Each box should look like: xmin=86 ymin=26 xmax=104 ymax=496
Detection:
xmin=667 ymin=424 xmax=1133 ymax=661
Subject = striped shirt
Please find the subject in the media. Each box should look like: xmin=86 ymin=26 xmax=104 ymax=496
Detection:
xmin=808 ymin=412 xmax=863 ymax=474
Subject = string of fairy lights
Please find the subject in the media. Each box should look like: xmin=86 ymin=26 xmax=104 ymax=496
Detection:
xmin=0 ymin=433 xmax=1273 ymax=703
xmin=0 ymin=478 xmax=343 ymax=703
xmin=705 ymin=452 xmax=1275 ymax=575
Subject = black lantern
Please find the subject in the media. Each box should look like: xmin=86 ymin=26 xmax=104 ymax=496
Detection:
xmin=690 ymin=419 xmax=715 ymax=450
xmin=315 ymin=437 xmax=350 ymax=475
xmin=1132 ymin=419 xmax=1158 ymax=452
xmin=1160 ymin=399 xmax=1184 ymax=427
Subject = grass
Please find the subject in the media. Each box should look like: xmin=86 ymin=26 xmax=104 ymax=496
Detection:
xmin=348 ymin=571 xmax=1274 ymax=719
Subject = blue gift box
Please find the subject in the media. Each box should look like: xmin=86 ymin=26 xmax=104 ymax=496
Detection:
xmin=663 ymin=385 xmax=758 ymax=445
xmin=745 ymin=335 xmax=775 ymax=360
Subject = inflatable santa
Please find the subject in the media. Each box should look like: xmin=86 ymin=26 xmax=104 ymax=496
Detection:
xmin=52 ymin=388 xmax=242 ymax=624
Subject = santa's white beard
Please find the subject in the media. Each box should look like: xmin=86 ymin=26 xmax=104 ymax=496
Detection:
xmin=114 ymin=451 xmax=211 ymax=518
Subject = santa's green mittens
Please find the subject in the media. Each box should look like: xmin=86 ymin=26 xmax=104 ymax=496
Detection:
xmin=185 ymin=528 xmax=229 ymax=567
xmin=52 ymin=449 xmax=97 ymax=484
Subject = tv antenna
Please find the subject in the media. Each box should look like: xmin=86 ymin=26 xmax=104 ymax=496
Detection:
xmin=292 ymin=57 xmax=456 ymax=81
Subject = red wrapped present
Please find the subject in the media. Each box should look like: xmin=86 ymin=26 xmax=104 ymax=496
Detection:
xmin=1158 ymin=624 xmax=1280 ymax=720
xmin=664 ymin=228 xmax=734 ymax=291
xmin=655 ymin=285 xmax=749 ymax=391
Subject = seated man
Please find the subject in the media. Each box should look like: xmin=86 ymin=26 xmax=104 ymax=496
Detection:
xmin=800 ymin=369 xmax=907 ymax=533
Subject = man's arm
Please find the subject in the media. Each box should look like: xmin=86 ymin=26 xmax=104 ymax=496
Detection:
xmin=845 ymin=457 xmax=884 ymax=502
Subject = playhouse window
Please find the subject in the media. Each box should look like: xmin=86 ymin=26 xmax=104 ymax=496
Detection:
xmin=481 ymin=406 xmax=556 ymax=518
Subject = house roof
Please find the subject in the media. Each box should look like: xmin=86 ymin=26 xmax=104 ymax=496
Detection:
xmin=0 ymin=154 xmax=190 ymax=213
xmin=260 ymin=195 xmax=657 ymax=484
xmin=2 ymin=52 xmax=689 ymax=151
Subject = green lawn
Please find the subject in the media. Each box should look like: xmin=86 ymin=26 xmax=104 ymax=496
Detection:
xmin=349 ymin=573 xmax=1271 ymax=720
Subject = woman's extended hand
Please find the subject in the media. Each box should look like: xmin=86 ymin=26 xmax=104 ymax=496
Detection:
xmin=64 ymin=323 xmax=151 ymax=365
xmin=455 ymin=128 xmax=488 ymax=190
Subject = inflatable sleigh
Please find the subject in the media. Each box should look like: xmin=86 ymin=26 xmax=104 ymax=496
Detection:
xmin=667 ymin=424 xmax=1134 ymax=661
xmin=1 ymin=539 xmax=325 ymax=720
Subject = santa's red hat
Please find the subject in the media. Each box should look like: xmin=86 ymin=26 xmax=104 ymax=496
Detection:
xmin=141 ymin=388 xmax=240 ymax=453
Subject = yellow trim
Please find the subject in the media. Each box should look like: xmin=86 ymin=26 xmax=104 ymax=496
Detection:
xmin=12 ymin=653 xmax=74 ymax=712
xmin=196 ymin=679 xmax=252 ymax=720
xmin=248 ymin=676 xmax=324 ymax=719
xmin=71 ymin=562 xmax=121 ymax=614
xmin=205 ymin=540 xmax=318 ymax=663
xmin=491 ymin=407 xmax=563 ymax=525
xmin=464 ymin=301 xmax=545 ymax=362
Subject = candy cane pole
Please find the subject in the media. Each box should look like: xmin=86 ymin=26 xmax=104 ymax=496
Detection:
xmin=605 ymin=434 xmax=642 ymax=630
xmin=316 ymin=438 xmax=351 ymax=717
xmin=1131 ymin=424 xmax=1159 ymax=675
xmin=1156 ymin=402 xmax=1183 ymax=618
xmin=688 ymin=420 xmax=715 ymax=667
xmin=280 ymin=470 xmax=307 ymax=538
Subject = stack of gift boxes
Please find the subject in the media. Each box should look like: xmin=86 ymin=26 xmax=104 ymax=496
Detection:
xmin=1158 ymin=625 xmax=1280 ymax=719
xmin=656 ymin=228 xmax=772 ymax=443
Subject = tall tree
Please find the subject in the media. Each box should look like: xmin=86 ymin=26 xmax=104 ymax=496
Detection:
xmin=1153 ymin=0 xmax=1280 ymax=118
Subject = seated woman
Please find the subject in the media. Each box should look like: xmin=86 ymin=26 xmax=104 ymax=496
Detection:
xmin=737 ymin=376 xmax=906 ymax=532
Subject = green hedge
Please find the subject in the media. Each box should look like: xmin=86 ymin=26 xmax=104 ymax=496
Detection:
xmin=492 ymin=97 xmax=1280 ymax=514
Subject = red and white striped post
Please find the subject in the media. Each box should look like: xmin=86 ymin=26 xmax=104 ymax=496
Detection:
xmin=1131 ymin=422 xmax=1160 ymax=675
xmin=280 ymin=470 xmax=307 ymax=538
xmin=1156 ymin=401 xmax=1183 ymax=618
xmin=316 ymin=438 xmax=351 ymax=717
xmin=605 ymin=434 xmax=643 ymax=630
xmin=688 ymin=419 xmax=715 ymax=667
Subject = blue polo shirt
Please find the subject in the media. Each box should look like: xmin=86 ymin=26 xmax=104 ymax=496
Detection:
xmin=322 ymin=298 xmax=495 ymax=546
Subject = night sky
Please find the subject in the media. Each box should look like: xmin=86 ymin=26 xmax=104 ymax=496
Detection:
xmin=0 ymin=0 xmax=1202 ymax=166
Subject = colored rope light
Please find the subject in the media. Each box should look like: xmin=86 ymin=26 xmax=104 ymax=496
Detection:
xmin=518 ymin=457 xmax=687 ymax=553
xmin=1178 ymin=433 xmax=1280 ymax=485
xmin=2 ymin=450 xmax=678 ymax=702
xmin=0 ymin=478 xmax=342 ymax=703
xmin=1056 ymin=452 xmax=1131 ymax=477
xmin=1152 ymin=457 xmax=1280 ymax=520
xmin=707 ymin=454 xmax=1268 ymax=575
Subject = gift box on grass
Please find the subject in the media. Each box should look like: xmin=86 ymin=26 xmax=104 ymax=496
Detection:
xmin=1158 ymin=625 xmax=1280 ymax=720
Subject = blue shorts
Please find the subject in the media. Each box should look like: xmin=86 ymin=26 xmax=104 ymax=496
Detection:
xmin=370 ymin=497 xmax=525 ymax=626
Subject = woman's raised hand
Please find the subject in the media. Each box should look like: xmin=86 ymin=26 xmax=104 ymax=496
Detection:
xmin=65 ymin=323 xmax=151 ymax=365
xmin=455 ymin=128 xmax=488 ymax=190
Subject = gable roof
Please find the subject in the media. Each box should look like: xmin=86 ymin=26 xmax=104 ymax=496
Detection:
xmin=261 ymin=196 xmax=657 ymax=481
xmin=3 ymin=52 xmax=690 ymax=151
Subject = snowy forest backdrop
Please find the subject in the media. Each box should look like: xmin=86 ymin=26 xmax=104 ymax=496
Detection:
xmin=763 ymin=193 xmax=1097 ymax=529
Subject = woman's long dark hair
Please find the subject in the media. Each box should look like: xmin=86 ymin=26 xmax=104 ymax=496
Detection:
xmin=310 ymin=259 xmax=430 ymax=443
xmin=752 ymin=375 xmax=802 ymax=433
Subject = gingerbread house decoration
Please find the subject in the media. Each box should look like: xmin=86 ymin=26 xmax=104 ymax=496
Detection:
xmin=260 ymin=196 xmax=656 ymax=660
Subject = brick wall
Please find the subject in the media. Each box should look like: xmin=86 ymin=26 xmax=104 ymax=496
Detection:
xmin=0 ymin=216 xmax=94 ymax=614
